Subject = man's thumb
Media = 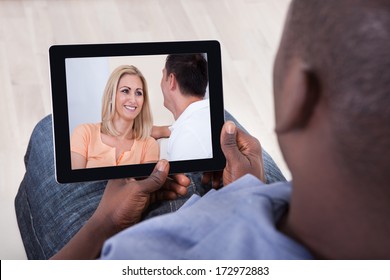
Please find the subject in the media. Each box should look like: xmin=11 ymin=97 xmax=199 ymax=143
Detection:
xmin=140 ymin=160 xmax=169 ymax=193
xmin=221 ymin=121 xmax=241 ymax=162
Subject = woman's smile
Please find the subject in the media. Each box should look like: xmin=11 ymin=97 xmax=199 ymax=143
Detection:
xmin=124 ymin=105 xmax=137 ymax=112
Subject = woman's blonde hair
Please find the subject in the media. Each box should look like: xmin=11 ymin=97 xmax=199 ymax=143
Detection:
xmin=101 ymin=65 xmax=153 ymax=140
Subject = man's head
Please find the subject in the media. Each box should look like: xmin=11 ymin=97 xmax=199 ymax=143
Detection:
xmin=274 ymin=0 xmax=390 ymax=185
xmin=160 ymin=54 xmax=208 ymax=118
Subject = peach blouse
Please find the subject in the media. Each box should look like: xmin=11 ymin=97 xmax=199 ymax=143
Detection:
xmin=71 ymin=123 xmax=159 ymax=168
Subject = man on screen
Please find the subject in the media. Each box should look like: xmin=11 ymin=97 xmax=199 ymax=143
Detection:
xmin=152 ymin=54 xmax=213 ymax=161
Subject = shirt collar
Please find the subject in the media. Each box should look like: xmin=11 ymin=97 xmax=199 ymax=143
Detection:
xmin=170 ymin=99 xmax=209 ymax=131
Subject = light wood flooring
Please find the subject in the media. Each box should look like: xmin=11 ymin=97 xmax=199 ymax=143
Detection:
xmin=0 ymin=0 xmax=291 ymax=259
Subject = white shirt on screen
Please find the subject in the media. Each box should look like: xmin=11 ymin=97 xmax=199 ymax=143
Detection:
xmin=167 ymin=99 xmax=212 ymax=161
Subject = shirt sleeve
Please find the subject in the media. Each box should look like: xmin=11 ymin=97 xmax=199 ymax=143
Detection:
xmin=70 ymin=124 xmax=90 ymax=158
xmin=140 ymin=137 xmax=160 ymax=163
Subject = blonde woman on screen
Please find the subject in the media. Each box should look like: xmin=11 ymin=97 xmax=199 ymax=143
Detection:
xmin=71 ymin=65 xmax=159 ymax=169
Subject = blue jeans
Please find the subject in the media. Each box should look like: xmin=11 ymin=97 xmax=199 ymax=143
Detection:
xmin=15 ymin=112 xmax=286 ymax=259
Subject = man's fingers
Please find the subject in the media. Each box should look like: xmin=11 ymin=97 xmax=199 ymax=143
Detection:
xmin=163 ymin=178 xmax=188 ymax=196
xmin=201 ymin=172 xmax=213 ymax=185
xmin=152 ymin=189 xmax=180 ymax=203
xmin=157 ymin=173 xmax=189 ymax=196
xmin=212 ymin=175 xmax=223 ymax=189
xmin=171 ymin=173 xmax=191 ymax=187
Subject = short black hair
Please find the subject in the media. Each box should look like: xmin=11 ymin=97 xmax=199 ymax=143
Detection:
xmin=165 ymin=54 xmax=208 ymax=98
xmin=285 ymin=0 xmax=390 ymax=182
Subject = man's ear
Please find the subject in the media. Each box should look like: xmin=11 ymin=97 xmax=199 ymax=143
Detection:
xmin=169 ymin=73 xmax=177 ymax=91
xmin=274 ymin=59 xmax=320 ymax=134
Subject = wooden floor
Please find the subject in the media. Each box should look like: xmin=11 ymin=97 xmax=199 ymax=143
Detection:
xmin=0 ymin=0 xmax=291 ymax=259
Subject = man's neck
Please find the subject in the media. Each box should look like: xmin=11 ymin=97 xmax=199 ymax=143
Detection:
xmin=279 ymin=146 xmax=390 ymax=259
xmin=173 ymin=96 xmax=203 ymax=120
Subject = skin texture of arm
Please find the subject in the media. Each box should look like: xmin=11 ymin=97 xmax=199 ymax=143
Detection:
xmin=71 ymin=151 xmax=87 ymax=169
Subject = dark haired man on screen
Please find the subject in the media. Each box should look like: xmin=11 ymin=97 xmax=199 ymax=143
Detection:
xmin=153 ymin=54 xmax=213 ymax=161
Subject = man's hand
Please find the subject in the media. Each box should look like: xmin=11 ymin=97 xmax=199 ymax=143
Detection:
xmin=51 ymin=160 xmax=189 ymax=259
xmin=221 ymin=121 xmax=265 ymax=185
xmin=203 ymin=121 xmax=265 ymax=188
xmin=95 ymin=160 xmax=189 ymax=237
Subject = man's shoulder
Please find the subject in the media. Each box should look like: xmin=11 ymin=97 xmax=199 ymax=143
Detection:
xmin=215 ymin=175 xmax=292 ymax=207
xmin=100 ymin=177 xmax=313 ymax=260
xmin=172 ymin=103 xmax=211 ymax=134
xmin=177 ymin=99 xmax=210 ymax=123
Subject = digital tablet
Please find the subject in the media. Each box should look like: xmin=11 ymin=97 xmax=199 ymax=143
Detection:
xmin=49 ymin=40 xmax=225 ymax=183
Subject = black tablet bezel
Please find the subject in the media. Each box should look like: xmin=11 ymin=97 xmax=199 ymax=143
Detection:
xmin=49 ymin=40 xmax=225 ymax=183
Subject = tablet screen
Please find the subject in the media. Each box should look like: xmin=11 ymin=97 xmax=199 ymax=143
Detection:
xmin=50 ymin=41 xmax=225 ymax=183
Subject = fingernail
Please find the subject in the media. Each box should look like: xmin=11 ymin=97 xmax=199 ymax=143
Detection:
xmin=226 ymin=121 xmax=236 ymax=134
xmin=157 ymin=160 xmax=167 ymax=172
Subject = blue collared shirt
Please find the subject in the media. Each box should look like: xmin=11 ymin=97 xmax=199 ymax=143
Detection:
xmin=100 ymin=174 xmax=313 ymax=259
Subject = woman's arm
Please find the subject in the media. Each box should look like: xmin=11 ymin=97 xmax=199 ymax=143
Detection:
xmin=71 ymin=151 xmax=87 ymax=169
xmin=70 ymin=124 xmax=90 ymax=169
